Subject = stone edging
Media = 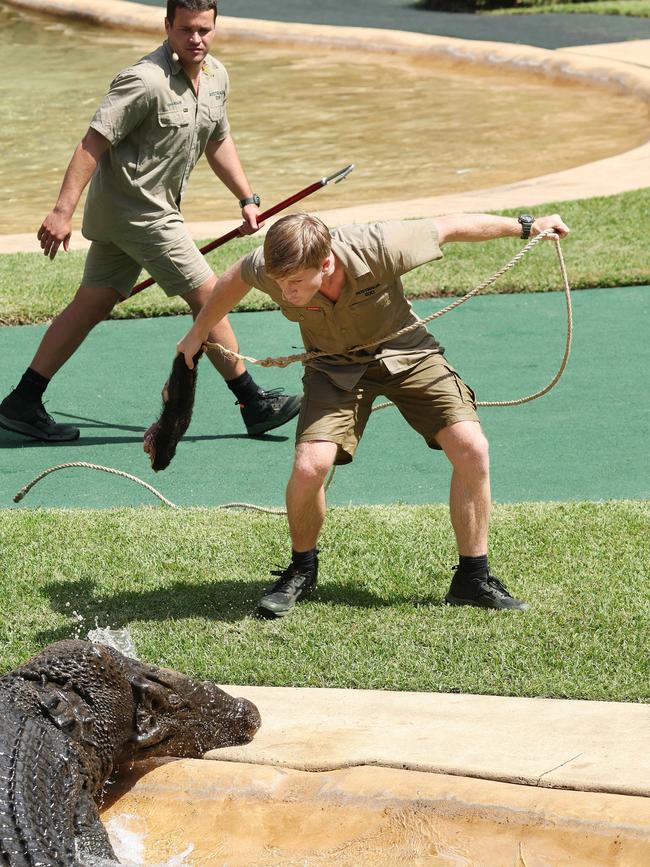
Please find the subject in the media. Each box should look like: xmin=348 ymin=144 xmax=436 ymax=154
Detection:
xmin=3 ymin=0 xmax=650 ymax=254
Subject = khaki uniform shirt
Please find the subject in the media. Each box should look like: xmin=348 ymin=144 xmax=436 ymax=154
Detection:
xmin=240 ymin=220 xmax=443 ymax=390
xmin=83 ymin=41 xmax=230 ymax=248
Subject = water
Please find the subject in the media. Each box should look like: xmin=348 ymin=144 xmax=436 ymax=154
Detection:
xmin=2 ymin=1 xmax=648 ymax=235
xmin=87 ymin=624 xmax=140 ymax=659
xmin=85 ymin=814 xmax=195 ymax=867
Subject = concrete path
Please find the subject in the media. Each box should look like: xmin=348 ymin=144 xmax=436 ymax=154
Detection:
xmin=210 ymin=685 xmax=650 ymax=797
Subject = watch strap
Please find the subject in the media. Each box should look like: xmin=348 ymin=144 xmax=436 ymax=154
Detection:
xmin=239 ymin=193 xmax=261 ymax=208
xmin=518 ymin=214 xmax=535 ymax=240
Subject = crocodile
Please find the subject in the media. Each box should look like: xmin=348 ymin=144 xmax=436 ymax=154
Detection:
xmin=0 ymin=639 xmax=261 ymax=866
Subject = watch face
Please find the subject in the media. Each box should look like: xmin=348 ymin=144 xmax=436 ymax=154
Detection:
xmin=519 ymin=214 xmax=534 ymax=224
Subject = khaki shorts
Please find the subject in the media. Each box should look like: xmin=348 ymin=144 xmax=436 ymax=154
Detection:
xmin=297 ymin=354 xmax=479 ymax=465
xmin=81 ymin=229 xmax=213 ymax=298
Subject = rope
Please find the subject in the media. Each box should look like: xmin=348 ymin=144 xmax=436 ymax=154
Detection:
xmin=13 ymin=462 xmax=178 ymax=508
xmin=12 ymin=232 xmax=570 ymax=513
xmin=205 ymin=230 xmax=565 ymax=372
xmin=12 ymin=461 xmax=286 ymax=513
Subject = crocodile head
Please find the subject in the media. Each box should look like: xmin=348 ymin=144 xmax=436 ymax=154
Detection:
xmin=8 ymin=640 xmax=261 ymax=768
xmin=125 ymin=659 xmax=261 ymax=759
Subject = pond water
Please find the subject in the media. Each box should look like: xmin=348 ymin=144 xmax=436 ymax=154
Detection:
xmin=2 ymin=1 xmax=648 ymax=235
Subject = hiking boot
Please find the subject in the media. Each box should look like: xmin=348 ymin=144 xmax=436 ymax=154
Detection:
xmin=0 ymin=393 xmax=79 ymax=442
xmin=256 ymin=558 xmax=318 ymax=619
xmin=445 ymin=567 xmax=529 ymax=611
xmin=239 ymin=389 xmax=302 ymax=436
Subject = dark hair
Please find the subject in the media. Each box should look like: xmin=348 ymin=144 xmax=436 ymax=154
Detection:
xmin=166 ymin=0 xmax=217 ymax=24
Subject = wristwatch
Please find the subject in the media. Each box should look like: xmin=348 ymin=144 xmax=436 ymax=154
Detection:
xmin=518 ymin=214 xmax=535 ymax=240
xmin=239 ymin=193 xmax=261 ymax=208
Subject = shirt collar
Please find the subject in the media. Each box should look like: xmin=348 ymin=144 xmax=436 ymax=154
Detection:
xmin=331 ymin=237 xmax=377 ymax=293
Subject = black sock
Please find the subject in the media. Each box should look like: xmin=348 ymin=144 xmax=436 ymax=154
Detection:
xmin=226 ymin=371 xmax=262 ymax=405
xmin=457 ymin=554 xmax=489 ymax=578
xmin=292 ymin=548 xmax=318 ymax=571
xmin=12 ymin=368 xmax=50 ymax=404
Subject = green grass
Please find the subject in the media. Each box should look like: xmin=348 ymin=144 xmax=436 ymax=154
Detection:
xmin=1 ymin=189 xmax=648 ymax=325
xmin=1 ymin=502 xmax=648 ymax=701
xmin=488 ymin=1 xmax=650 ymax=16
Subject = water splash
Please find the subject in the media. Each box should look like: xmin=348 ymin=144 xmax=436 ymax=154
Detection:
xmin=96 ymin=815 xmax=195 ymax=867
xmin=87 ymin=625 xmax=140 ymax=660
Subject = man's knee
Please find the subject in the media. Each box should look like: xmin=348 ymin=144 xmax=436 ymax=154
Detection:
xmin=70 ymin=285 xmax=120 ymax=324
xmin=438 ymin=421 xmax=489 ymax=472
xmin=291 ymin=441 xmax=337 ymax=486
xmin=183 ymin=276 xmax=218 ymax=316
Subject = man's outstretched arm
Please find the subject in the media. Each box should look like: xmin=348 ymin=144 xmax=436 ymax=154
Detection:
xmin=176 ymin=259 xmax=252 ymax=369
xmin=37 ymin=128 xmax=110 ymax=259
xmin=434 ymin=213 xmax=569 ymax=246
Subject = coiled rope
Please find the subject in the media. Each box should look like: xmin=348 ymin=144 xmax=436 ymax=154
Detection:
xmin=13 ymin=231 xmax=570 ymax=511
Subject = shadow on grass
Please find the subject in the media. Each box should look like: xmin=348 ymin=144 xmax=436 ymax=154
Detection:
xmin=35 ymin=576 xmax=443 ymax=643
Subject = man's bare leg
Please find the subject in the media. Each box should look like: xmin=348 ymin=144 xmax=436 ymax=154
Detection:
xmin=436 ymin=419 xmax=528 ymax=610
xmin=256 ymin=440 xmax=337 ymax=619
xmin=31 ymin=285 xmax=122 ymax=378
xmin=285 ymin=441 xmax=338 ymax=551
xmin=435 ymin=420 xmax=490 ymax=557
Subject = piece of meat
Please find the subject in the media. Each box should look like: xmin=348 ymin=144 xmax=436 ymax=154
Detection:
xmin=144 ymin=351 xmax=202 ymax=471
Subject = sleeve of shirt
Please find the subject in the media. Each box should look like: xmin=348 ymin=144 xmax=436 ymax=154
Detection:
xmin=209 ymin=66 xmax=231 ymax=142
xmin=239 ymin=247 xmax=277 ymax=295
xmin=379 ymin=219 xmax=443 ymax=277
xmin=89 ymin=71 xmax=149 ymax=146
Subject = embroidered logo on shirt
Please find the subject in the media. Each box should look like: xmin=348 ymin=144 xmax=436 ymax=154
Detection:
xmin=355 ymin=284 xmax=381 ymax=297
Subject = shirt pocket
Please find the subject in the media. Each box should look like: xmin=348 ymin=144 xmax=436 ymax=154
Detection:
xmin=348 ymin=290 xmax=392 ymax=344
xmin=157 ymin=107 xmax=190 ymax=129
xmin=281 ymin=306 xmax=326 ymax=348
xmin=209 ymin=99 xmax=225 ymax=122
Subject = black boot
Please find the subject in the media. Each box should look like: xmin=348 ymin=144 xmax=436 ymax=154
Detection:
xmin=256 ymin=555 xmax=318 ymax=619
xmin=0 ymin=392 xmax=79 ymax=442
xmin=445 ymin=567 xmax=529 ymax=611
xmin=239 ymin=389 xmax=302 ymax=436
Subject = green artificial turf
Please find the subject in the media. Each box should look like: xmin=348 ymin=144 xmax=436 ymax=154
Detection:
xmin=1 ymin=502 xmax=648 ymax=701
xmin=1 ymin=189 xmax=648 ymax=325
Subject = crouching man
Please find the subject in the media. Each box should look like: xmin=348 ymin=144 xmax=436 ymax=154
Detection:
xmin=177 ymin=211 xmax=569 ymax=618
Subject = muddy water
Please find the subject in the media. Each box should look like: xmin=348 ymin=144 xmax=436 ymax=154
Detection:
xmin=2 ymin=1 xmax=648 ymax=235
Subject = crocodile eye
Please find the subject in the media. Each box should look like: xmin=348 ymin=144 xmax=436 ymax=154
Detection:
xmin=168 ymin=693 xmax=182 ymax=707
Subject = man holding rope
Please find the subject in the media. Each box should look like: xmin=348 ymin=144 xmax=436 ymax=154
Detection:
xmin=176 ymin=211 xmax=569 ymax=616
xmin=0 ymin=0 xmax=300 ymax=443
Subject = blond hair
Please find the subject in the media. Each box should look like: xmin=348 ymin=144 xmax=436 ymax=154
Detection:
xmin=264 ymin=214 xmax=331 ymax=279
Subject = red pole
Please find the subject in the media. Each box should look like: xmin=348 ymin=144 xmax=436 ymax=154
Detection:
xmin=124 ymin=164 xmax=354 ymax=300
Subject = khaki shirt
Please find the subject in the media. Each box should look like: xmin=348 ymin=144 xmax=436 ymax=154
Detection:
xmin=240 ymin=220 xmax=443 ymax=390
xmin=82 ymin=41 xmax=230 ymax=248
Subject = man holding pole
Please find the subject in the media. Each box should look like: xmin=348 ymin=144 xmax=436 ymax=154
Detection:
xmin=175 ymin=210 xmax=569 ymax=616
xmin=0 ymin=0 xmax=300 ymax=443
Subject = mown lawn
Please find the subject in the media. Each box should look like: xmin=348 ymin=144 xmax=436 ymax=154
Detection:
xmin=1 ymin=502 xmax=648 ymax=701
xmin=488 ymin=1 xmax=650 ymax=17
xmin=1 ymin=189 xmax=648 ymax=325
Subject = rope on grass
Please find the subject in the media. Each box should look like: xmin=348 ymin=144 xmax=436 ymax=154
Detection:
xmin=12 ymin=461 xmax=286 ymax=514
